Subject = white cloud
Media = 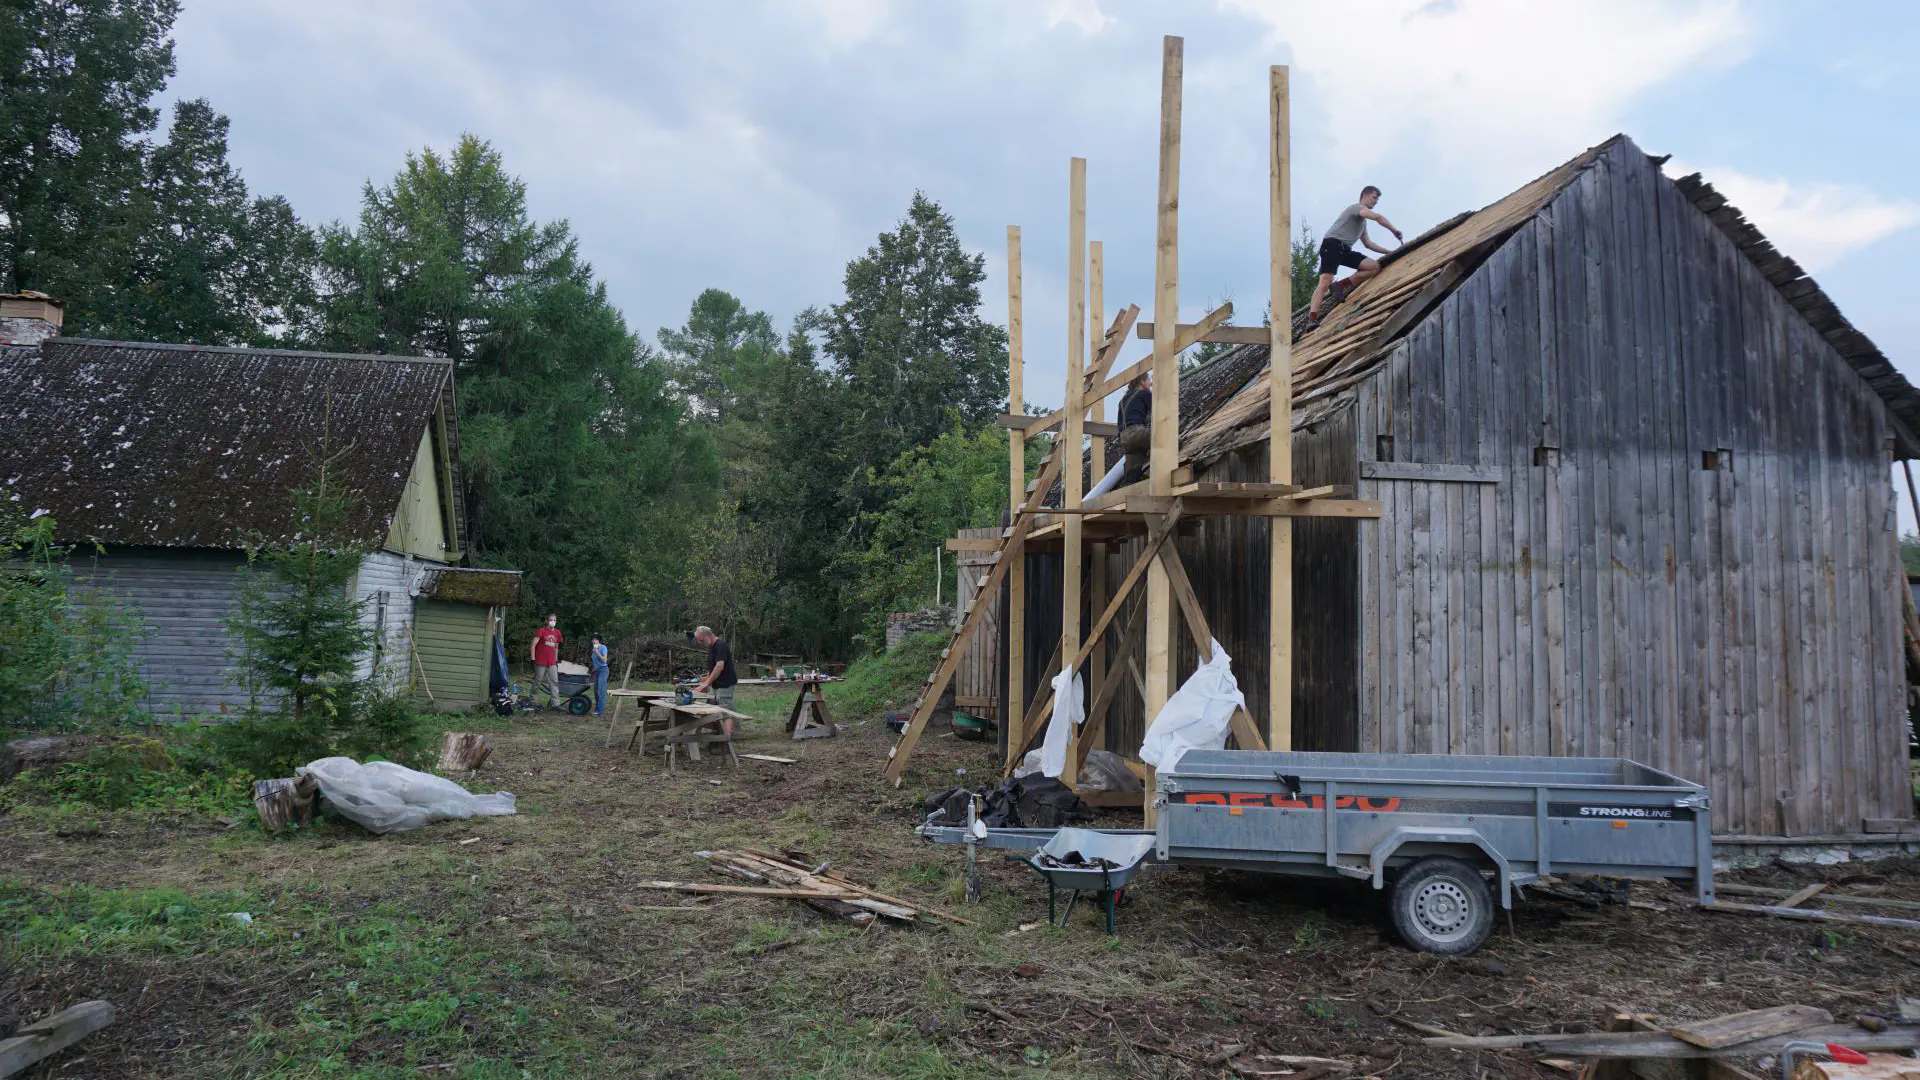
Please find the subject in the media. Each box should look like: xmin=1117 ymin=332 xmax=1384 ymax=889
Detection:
xmin=1666 ymin=162 xmax=1920 ymax=271
xmin=1216 ymin=0 xmax=1751 ymax=185
xmin=1046 ymin=0 xmax=1113 ymax=34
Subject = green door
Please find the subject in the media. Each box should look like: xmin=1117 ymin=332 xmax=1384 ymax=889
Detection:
xmin=412 ymin=600 xmax=490 ymax=708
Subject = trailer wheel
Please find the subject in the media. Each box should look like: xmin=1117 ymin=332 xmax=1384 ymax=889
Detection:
xmin=1390 ymin=856 xmax=1494 ymax=955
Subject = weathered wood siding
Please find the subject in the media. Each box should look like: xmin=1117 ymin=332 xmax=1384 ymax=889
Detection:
xmin=953 ymin=528 xmax=1002 ymax=719
xmin=67 ymin=547 xmax=250 ymax=718
xmin=68 ymin=547 xmax=444 ymax=719
xmin=352 ymin=551 xmax=420 ymax=688
xmin=1348 ymin=138 xmax=1907 ymax=836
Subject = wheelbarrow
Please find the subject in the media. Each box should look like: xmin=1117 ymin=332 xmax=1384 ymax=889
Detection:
xmin=1021 ymin=827 xmax=1157 ymax=935
xmin=553 ymin=670 xmax=596 ymax=715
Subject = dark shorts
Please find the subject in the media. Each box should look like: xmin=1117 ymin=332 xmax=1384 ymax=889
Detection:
xmin=1318 ymin=238 xmax=1366 ymax=275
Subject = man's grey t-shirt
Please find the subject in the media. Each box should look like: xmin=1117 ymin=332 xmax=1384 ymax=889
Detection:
xmin=1325 ymin=202 xmax=1370 ymax=246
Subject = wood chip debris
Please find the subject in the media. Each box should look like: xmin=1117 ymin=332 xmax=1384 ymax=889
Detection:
xmin=634 ymin=849 xmax=973 ymax=928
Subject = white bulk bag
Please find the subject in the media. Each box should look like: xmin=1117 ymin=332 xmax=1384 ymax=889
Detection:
xmin=298 ymin=757 xmax=517 ymax=835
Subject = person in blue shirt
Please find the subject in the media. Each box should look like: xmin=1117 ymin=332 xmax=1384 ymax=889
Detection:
xmin=589 ymin=633 xmax=610 ymax=716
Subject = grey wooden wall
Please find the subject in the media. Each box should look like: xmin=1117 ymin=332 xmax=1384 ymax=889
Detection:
xmin=1346 ymin=138 xmax=1908 ymax=837
xmin=69 ymin=546 xmax=252 ymax=718
xmin=352 ymin=551 xmax=419 ymax=690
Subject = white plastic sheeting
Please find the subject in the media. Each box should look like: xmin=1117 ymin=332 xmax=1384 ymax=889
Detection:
xmin=299 ymin=757 xmax=517 ymax=835
xmin=1037 ymin=667 xmax=1085 ymax=778
xmin=1138 ymin=639 xmax=1244 ymax=771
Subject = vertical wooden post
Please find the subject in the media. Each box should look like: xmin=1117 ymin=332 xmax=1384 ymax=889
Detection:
xmin=1268 ymin=65 xmax=1294 ymax=752
xmin=1005 ymin=225 xmax=1027 ymax=767
xmin=1060 ymin=156 xmax=1088 ymax=787
xmin=1087 ymin=240 xmax=1109 ymax=770
xmin=1145 ymin=35 xmax=1184 ymax=820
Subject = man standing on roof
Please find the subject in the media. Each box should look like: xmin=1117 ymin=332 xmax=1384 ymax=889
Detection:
xmin=1308 ymin=186 xmax=1403 ymax=321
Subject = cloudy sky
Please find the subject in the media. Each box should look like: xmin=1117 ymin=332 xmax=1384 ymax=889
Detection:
xmin=167 ymin=0 xmax=1917 ymax=423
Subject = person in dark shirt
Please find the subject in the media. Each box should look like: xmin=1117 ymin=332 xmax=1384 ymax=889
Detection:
xmin=1088 ymin=370 xmax=1153 ymax=500
xmin=692 ymin=625 xmax=738 ymax=713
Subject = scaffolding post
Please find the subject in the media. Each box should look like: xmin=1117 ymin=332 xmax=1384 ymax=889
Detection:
xmin=1145 ymin=35 xmax=1184 ymax=821
xmin=1006 ymin=225 xmax=1026 ymax=767
xmin=1086 ymin=239 xmax=1108 ymax=776
xmin=1268 ymin=65 xmax=1294 ymax=751
xmin=1060 ymin=156 xmax=1088 ymax=788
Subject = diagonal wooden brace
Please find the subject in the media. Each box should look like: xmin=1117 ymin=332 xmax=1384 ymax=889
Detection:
xmin=1005 ymin=503 xmax=1184 ymax=774
xmin=885 ymin=441 xmax=1068 ymax=786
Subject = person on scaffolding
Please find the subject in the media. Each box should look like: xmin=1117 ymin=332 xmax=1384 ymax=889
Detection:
xmin=1088 ymin=369 xmax=1152 ymax=501
xmin=1307 ymin=185 xmax=1403 ymax=322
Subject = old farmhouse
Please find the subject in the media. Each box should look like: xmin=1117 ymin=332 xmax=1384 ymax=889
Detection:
xmin=0 ymin=296 xmax=519 ymax=715
xmin=1011 ymin=135 xmax=1918 ymax=841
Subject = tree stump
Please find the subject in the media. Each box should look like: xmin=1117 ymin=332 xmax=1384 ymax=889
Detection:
xmin=437 ymin=732 xmax=491 ymax=775
xmin=252 ymin=775 xmax=318 ymax=831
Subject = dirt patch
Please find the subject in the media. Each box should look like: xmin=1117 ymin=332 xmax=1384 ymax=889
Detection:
xmin=4 ymin=687 xmax=1916 ymax=1078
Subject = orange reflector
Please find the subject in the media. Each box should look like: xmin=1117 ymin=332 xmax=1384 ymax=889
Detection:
xmin=1229 ymin=807 xmax=1244 ymax=816
xmin=1612 ymin=820 xmax=1628 ymax=829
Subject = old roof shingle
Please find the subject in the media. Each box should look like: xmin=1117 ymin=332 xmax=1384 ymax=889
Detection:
xmin=0 ymin=339 xmax=454 ymax=550
xmin=1181 ymin=134 xmax=1920 ymax=465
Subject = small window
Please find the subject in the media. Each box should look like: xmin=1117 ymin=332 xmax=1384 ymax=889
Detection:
xmin=1375 ymin=435 xmax=1395 ymax=461
xmin=1533 ymin=445 xmax=1559 ymax=468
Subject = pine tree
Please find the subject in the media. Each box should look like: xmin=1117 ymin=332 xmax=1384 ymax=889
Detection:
xmin=818 ymin=192 xmax=1009 ymax=495
xmin=316 ymin=135 xmax=717 ymax=637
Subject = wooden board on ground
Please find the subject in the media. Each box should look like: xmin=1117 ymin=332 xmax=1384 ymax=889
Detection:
xmin=739 ymin=753 xmax=796 ymax=764
xmin=1423 ymin=1022 xmax=1920 ymax=1059
xmin=1076 ymin=786 xmax=1145 ymax=808
xmin=0 ymin=1000 xmax=115 ymax=1078
xmin=1669 ymin=1004 xmax=1832 ymax=1049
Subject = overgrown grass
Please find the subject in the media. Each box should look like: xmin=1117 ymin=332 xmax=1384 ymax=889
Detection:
xmin=1 ymin=878 xmax=607 ymax=1078
xmin=835 ymin=631 xmax=948 ymax=722
xmin=0 ymin=730 xmax=254 ymax=817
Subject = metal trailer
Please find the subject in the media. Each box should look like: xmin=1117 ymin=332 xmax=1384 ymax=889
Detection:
xmin=919 ymin=750 xmax=1714 ymax=954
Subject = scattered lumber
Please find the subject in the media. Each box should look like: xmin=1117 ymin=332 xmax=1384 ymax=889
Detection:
xmin=252 ymin=774 xmax=318 ymax=831
xmin=437 ymin=732 xmax=492 ymax=775
xmin=1670 ymin=1005 xmax=1833 ymax=1049
xmin=0 ymin=1000 xmax=114 ymax=1078
xmin=680 ymin=849 xmax=973 ymax=928
xmin=1715 ymin=883 xmax=1920 ymax=915
xmin=1704 ymin=900 xmax=1920 ymax=932
xmin=1423 ymin=1022 xmax=1920 ymax=1059
xmin=1776 ymin=883 xmax=1830 ymax=909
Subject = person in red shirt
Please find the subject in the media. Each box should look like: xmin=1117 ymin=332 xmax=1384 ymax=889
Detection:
xmin=530 ymin=614 xmax=563 ymax=709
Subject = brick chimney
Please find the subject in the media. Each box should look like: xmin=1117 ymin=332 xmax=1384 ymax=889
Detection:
xmin=0 ymin=292 xmax=64 ymax=346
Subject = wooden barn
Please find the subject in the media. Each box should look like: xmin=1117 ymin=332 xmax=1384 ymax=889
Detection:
xmin=1010 ymin=135 xmax=1918 ymax=840
xmin=0 ymin=312 xmax=520 ymax=716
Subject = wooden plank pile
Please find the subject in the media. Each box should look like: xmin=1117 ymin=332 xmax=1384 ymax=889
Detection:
xmin=1422 ymin=1004 xmax=1920 ymax=1079
xmin=636 ymin=850 xmax=972 ymax=929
